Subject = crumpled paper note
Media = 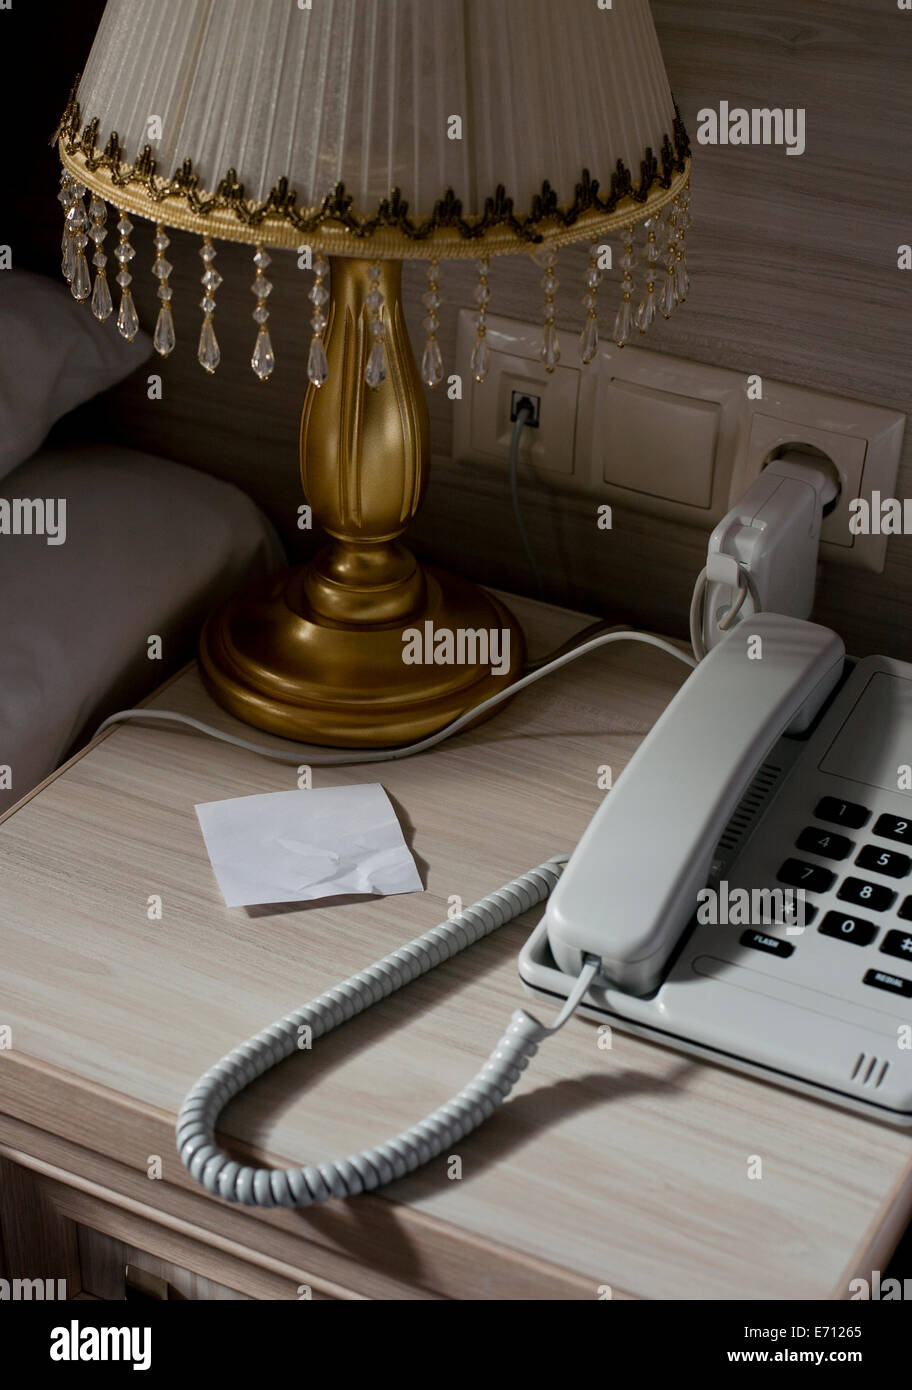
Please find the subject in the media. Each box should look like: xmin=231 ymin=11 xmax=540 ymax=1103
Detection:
xmin=195 ymin=783 xmax=423 ymax=908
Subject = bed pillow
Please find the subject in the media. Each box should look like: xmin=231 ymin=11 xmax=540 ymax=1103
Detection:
xmin=0 ymin=443 xmax=286 ymax=814
xmin=0 ymin=268 xmax=152 ymax=479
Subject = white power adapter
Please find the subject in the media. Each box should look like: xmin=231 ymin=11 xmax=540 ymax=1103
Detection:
xmin=695 ymin=451 xmax=839 ymax=658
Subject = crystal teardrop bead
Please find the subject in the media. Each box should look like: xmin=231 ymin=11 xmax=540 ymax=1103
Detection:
xmin=579 ymin=316 xmax=599 ymax=365
xmin=635 ymin=291 xmax=656 ymax=332
xmin=198 ymin=316 xmax=220 ymax=373
xmin=365 ymin=341 xmax=387 ymax=390
xmin=91 ymin=271 xmax=113 ymax=322
xmin=307 ymin=335 xmax=329 ymax=388
xmin=540 ymin=323 xmax=560 ymax=370
xmin=674 ymin=259 xmax=690 ymax=301
xmin=71 ymin=254 xmax=91 ymax=302
xmin=470 ymin=336 xmax=489 ymax=383
xmin=62 ymin=233 xmax=75 ymax=282
xmin=613 ymin=298 xmax=634 ymax=345
xmin=660 ymin=275 xmax=677 ymax=318
xmin=421 ymin=338 xmax=444 ymax=388
xmin=153 ymin=303 xmax=175 ymax=356
xmin=251 ymin=328 xmax=275 ymax=381
xmin=117 ymin=289 xmax=139 ymax=341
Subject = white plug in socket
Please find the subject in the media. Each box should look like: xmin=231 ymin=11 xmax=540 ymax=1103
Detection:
xmin=702 ymin=453 xmax=838 ymax=654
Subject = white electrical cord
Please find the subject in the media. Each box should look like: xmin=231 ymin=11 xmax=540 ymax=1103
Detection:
xmin=689 ymin=564 xmax=762 ymax=662
xmin=178 ymin=856 xmax=600 ymax=1207
xmin=94 ymin=628 xmax=696 ymax=763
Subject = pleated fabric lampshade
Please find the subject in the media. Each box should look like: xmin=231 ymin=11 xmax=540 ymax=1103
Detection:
xmin=57 ymin=0 xmax=691 ymax=382
xmin=54 ymin=0 xmax=693 ymax=749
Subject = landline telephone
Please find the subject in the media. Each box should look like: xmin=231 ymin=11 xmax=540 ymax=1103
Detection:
xmin=178 ymin=611 xmax=912 ymax=1210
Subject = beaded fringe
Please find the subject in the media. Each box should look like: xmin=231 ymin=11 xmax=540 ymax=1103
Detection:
xmin=59 ymin=168 xmax=691 ymax=391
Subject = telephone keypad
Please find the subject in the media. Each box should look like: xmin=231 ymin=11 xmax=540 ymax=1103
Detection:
xmin=879 ymin=929 xmax=912 ymax=963
xmin=795 ymin=827 xmax=854 ymax=860
xmin=814 ymin=796 xmax=870 ymax=829
xmin=855 ymin=845 xmax=911 ymax=878
xmin=818 ymin=911 xmax=878 ymax=947
xmin=837 ymin=877 xmax=897 ymax=912
xmin=776 ymin=858 xmax=835 ymax=894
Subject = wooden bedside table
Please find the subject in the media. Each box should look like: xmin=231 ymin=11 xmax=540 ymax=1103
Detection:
xmin=1 ymin=592 xmax=911 ymax=1301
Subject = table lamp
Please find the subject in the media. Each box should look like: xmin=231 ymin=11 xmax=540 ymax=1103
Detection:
xmin=56 ymin=0 xmax=691 ymax=746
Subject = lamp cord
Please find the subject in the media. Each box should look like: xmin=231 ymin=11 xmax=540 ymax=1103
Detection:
xmin=93 ymin=627 xmax=696 ymax=763
xmin=178 ymin=855 xmax=601 ymax=1207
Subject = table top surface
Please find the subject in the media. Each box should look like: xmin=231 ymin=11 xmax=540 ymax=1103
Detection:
xmin=2 ymin=591 xmax=911 ymax=1300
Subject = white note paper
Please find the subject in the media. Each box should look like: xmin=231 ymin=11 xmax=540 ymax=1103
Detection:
xmin=195 ymin=783 xmax=423 ymax=908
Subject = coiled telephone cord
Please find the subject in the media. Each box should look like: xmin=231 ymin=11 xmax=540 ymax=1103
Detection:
xmin=177 ymin=855 xmax=598 ymax=1207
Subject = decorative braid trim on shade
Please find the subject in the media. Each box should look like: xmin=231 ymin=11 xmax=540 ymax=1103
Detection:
xmin=56 ymin=90 xmax=691 ymax=258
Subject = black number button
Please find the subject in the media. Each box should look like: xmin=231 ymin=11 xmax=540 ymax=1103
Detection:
xmin=899 ymin=897 xmax=912 ymax=921
xmin=777 ymin=859 xmax=835 ymax=893
xmin=864 ymin=969 xmax=912 ymax=999
xmin=795 ymin=827 xmax=854 ymax=861
xmin=855 ymin=845 xmax=911 ymax=879
xmin=873 ymin=813 xmax=912 ymax=845
xmin=837 ymin=877 xmax=896 ymax=912
xmin=814 ymin=797 xmax=869 ymax=829
xmin=879 ymin=929 xmax=912 ymax=964
xmin=818 ymin=911 xmax=878 ymax=947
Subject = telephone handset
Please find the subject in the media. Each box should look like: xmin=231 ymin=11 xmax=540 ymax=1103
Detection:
xmin=179 ymin=612 xmax=912 ymax=1212
xmin=545 ymin=613 xmax=846 ymax=995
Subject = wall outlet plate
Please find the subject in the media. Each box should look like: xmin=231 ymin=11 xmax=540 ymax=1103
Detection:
xmin=452 ymin=310 xmax=906 ymax=573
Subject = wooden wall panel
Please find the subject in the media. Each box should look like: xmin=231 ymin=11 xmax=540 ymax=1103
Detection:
xmin=57 ymin=0 xmax=912 ymax=656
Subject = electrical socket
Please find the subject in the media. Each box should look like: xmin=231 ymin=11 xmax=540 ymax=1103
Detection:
xmin=452 ymin=309 xmax=906 ymax=573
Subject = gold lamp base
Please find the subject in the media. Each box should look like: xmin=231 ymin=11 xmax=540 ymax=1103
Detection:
xmin=199 ymin=564 xmax=524 ymax=747
xmin=199 ymin=254 xmax=525 ymax=747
